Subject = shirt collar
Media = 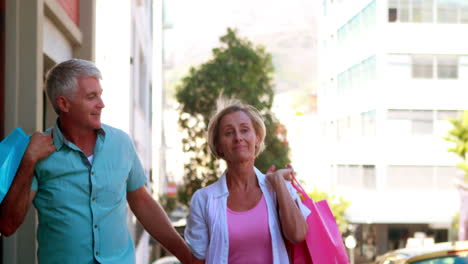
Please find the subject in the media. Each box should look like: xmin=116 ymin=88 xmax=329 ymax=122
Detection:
xmin=51 ymin=119 xmax=106 ymax=152
xmin=212 ymin=166 xmax=267 ymax=198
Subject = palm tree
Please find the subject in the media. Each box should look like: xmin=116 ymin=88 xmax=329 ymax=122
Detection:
xmin=444 ymin=110 xmax=468 ymax=241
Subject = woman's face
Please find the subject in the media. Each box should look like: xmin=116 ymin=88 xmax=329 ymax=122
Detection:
xmin=217 ymin=111 xmax=260 ymax=163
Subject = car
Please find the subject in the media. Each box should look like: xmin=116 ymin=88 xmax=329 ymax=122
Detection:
xmin=373 ymin=240 xmax=468 ymax=264
xmin=152 ymin=256 xmax=181 ymax=264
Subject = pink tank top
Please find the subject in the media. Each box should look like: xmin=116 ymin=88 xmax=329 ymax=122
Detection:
xmin=227 ymin=195 xmax=273 ymax=264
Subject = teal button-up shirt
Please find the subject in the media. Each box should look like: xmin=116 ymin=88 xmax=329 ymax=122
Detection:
xmin=31 ymin=122 xmax=147 ymax=264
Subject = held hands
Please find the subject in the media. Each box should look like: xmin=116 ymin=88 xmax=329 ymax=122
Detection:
xmin=266 ymin=164 xmax=294 ymax=190
xmin=24 ymin=132 xmax=56 ymax=164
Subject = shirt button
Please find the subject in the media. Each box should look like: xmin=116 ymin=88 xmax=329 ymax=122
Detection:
xmin=91 ymin=172 xmax=94 ymax=175
xmin=94 ymin=224 xmax=98 ymax=228
xmin=92 ymin=197 xmax=96 ymax=201
xmin=95 ymin=252 xmax=99 ymax=256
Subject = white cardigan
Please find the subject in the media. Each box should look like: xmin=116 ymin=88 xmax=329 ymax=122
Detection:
xmin=185 ymin=167 xmax=310 ymax=264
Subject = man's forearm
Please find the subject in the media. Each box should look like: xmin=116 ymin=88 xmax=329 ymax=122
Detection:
xmin=139 ymin=201 xmax=192 ymax=263
xmin=0 ymin=157 xmax=36 ymax=236
xmin=128 ymin=188 xmax=193 ymax=263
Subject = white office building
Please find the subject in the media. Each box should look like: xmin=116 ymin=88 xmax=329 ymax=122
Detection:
xmin=318 ymin=0 xmax=468 ymax=260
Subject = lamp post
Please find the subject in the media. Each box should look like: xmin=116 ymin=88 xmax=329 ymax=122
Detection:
xmin=345 ymin=235 xmax=357 ymax=264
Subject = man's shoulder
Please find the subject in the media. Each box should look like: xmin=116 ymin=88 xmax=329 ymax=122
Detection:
xmin=101 ymin=124 xmax=131 ymax=141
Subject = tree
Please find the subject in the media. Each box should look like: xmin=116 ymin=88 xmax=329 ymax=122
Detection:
xmin=175 ymin=28 xmax=290 ymax=205
xmin=308 ymin=189 xmax=351 ymax=233
xmin=445 ymin=110 xmax=468 ymax=183
xmin=444 ymin=110 xmax=468 ymax=240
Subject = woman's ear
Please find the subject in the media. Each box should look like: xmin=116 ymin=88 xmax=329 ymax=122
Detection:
xmin=56 ymin=96 xmax=70 ymax=113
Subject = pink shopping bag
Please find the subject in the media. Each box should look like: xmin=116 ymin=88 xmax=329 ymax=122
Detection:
xmin=289 ymin=174 xmax=349 ymax=264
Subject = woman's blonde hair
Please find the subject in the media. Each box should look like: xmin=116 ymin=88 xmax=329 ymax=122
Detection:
xmin=207 ymin=98 xmax=266 ymax=159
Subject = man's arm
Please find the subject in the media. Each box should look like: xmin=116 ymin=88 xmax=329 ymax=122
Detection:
xmin=0 ymin=132 xmax=55 ymax=236
xmin=127 ymin=186 xmax=192 ymax=264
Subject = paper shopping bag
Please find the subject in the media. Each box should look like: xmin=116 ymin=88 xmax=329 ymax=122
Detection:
xmin=0 ymin=127 xmax=30 ymax=203
xmin=289 ymin=175 xmax=349 ymax=264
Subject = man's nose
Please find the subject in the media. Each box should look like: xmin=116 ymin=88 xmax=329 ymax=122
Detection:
xmin=98 ymin=97 xmax=105 ymax=108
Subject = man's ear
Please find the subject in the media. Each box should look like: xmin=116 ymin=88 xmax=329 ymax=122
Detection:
xmin=56 ymin=96 xmax=70 ymax=113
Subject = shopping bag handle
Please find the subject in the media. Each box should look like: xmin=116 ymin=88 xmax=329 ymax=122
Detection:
xmin=290 ymin=170 xmax=313 ymax=202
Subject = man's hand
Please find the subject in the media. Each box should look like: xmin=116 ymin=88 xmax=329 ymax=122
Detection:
xmin=24 ymin=132 xmax=56 ymax=164
xmin=127 ymin=187 xmax=193 ymax=264
xmin=0 ymin=131 xmax=53 ymax=236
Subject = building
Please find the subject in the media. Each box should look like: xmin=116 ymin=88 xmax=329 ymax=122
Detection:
xmin=1 ymin=0 xmax=96 ymax=262
xmin=1 ymin=0 xmax=158 ymax=263
xmin=95 ymin=0 xmax=156 ymax=263
xmin=318 ymin=0 xmax=468 ymax=261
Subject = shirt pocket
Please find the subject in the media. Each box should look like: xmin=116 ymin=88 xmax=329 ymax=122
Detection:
xmin=98 ymin=166 xmax=128 ymax=207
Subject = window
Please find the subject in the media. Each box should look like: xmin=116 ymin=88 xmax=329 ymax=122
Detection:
xmin=387 ymin=54 xmax=411 ymax=79
xmin=410 ymin=54 xmax=460 ymax=80
xmin=437 ymin=55 xmax=458 ymax=79
xmin=388 ymin=0 xmax=398 ymax=22
xmin=363 ymin=165 xmax=376 ymax=189
xmin=436 ymin=110 xmax=461 ymax=120
xmin=461 ymin=1 xmax=468 ymax=23
xmin=412 ymin=55 xmax=433 ymax=79
xmin=412 ymin=0 xmax=433 ymax=23
xmin=389 ymin=0 xmax=467 ymax=24
xmin=434 ymin=166 xmax=457 ymax=190
xmin=387 ymin=166 xmax=434 ymax=189
xmin=437 ymin=0 xmax=458 ymax=24
xmin=337 ymin=165 xmax=376 ymax=189
xmin=362 ymin=110 xmax=376 ymax=136
xmin=387 ymin=110 xmax=434 ymax=136
xmin=411 ymin=110 xmax=433 ymax=135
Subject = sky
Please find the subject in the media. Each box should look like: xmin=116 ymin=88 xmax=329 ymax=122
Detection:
xmin=162 ymin=0 xmax=326 ymax=187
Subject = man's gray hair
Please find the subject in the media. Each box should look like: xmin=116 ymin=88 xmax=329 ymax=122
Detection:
xmin=45 ymin=58 xmax=102 ymax=114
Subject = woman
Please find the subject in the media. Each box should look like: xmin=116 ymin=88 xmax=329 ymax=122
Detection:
xmin=185 ymin=99 xmax=310 ymax=264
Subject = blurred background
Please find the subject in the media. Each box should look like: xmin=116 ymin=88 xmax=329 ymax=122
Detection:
xmin=0 ymin=0 xmax=467 ymax=263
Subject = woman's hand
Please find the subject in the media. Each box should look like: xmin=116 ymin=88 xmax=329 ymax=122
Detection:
xmin=266 ymin=164 xmax=294 ymax=190
xmin=266 ymin=164 xmax=308 ymax=244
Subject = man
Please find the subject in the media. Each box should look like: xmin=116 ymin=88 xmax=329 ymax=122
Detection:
xmin=0 ymin=59 xmax=192 ymax=264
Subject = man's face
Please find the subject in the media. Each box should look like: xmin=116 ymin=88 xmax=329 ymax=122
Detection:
xmin=65 ymin=77 xmax=105 ymax=130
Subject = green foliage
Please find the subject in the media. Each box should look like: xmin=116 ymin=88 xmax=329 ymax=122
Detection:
xmin=176 ymin=28 xmax=290 ymax=205
xmin=308 ymin=189 xmax=351 ymax=233
xmin=451 ymin=212 xmax=459 ymax=241
xmin=444 ymin=110 xmax=468 ymax=182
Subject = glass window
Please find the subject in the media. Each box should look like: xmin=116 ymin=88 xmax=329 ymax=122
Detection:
xmin=461 ymin=1 xmax=468 ymax=23
xmin=387 ymin=109 xmax=412 ymax=120
xmin=337 ymin=165 xmax=362 ymax=187
xmin=437 ymin=110 xmax=461 ymax=120
xmin=388 ymin=110 xmax=433 ymax=135
xmin=412 ymin=0 xmax=433 ymax=23
xmin=400 ymin=0 xmax=411 ymax=22
xmin=363 ymin=165 xmax=376 ymax=189
xmin=437 ymin=55 xmax=458 ymax=79
xmin=387 ymin=166 xmax=434 ymax=189
xmin=437 ymin=0 xmax=458 ymax=24
xmin=435 ymin=166 xmax=457 ymax=190
xmin=389 ymin=0 xmax=398 ymax=22
xmin=411 ymin=110 xmax=433 ymax=135
xmin=362 ymin=110 xmax=376 ymax=136
xmin=412 ymin=55 xmax=433 ymax=79
xmin=387 ymin=54 xmax=411 ymax=79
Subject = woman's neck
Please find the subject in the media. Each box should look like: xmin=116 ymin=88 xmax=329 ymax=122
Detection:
xmin=226 ymin=162 xmax=258 ymax=192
